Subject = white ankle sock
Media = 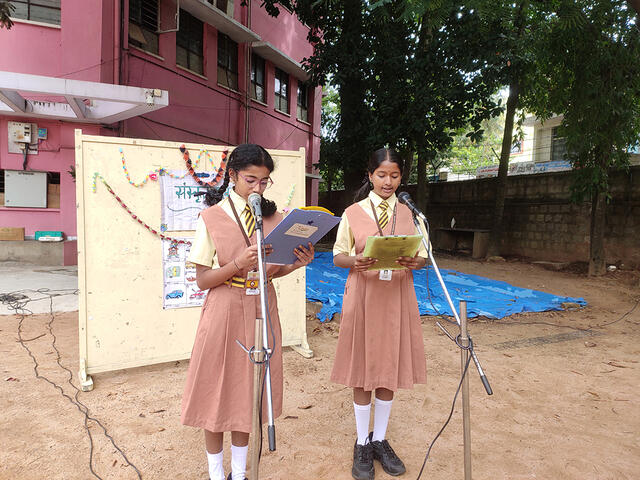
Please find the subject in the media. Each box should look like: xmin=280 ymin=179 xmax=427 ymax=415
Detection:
xmin=231 ymin=444 xmax=248 ymax=480
xmin=206 ymin=449 xmax=225 ymax=480
xmin=353 ymin=402 xmax=371 ymax=445
xmin=372 ymin=397 xmax=393 ymax=442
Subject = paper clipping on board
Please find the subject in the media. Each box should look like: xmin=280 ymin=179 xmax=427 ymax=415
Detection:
xmin=162 ymin=238 xmax=207 ymax=309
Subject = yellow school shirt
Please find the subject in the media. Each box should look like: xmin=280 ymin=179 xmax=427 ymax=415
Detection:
xmin=188 ymin=189 xmax=253 ymax=268
xmin=333 ymin=191 xmax=430 ymax=258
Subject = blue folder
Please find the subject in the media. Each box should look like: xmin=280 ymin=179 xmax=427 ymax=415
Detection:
xmin=264 ymin=209 xmax=342 ymax=265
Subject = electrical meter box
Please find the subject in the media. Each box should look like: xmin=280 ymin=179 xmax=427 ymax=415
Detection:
xmin=7 ymin=121 xmax=38 ymax=154
xmin=4 ymin=169 xmax=48 ymax=208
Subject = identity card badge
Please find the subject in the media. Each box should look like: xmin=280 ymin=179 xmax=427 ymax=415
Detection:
xmin=245 ymin=271 xmax=260 ymax=295
xmin=379 ymin=269 xmax=392 ymax=281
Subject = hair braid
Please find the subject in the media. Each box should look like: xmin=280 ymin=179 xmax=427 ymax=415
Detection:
xmin=203 ymin=168 xmax=230 ymax=207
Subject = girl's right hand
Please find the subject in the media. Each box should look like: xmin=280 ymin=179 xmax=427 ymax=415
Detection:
xmin=353 ymin=254 xmax=377 ymax=272
xmin=235 ymin=244 xmax=273 ymax=270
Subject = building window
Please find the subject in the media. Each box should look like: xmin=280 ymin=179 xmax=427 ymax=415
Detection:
xmin=297 ymin=82 xmax=309 ymax=122
xmin=274 ymin=68 xmax=289 ymax=114
xmin=129 ymin=0 xmax=159 ymax=55
xmin=217 ymin=33 xmax=238 ymax=90
xmin=9 ymin=0 xmax=61 ymax=25
xmin=207 ymin=0 xmax=228 ymax=13
xmin=176 ymin=10 xmax=204 ymax=74
xmin=0 ymin=169 xmax=4 ymax=206
xmin=510 ymin=139 xmax=522 ymax=154
xmin=251 ymin=54 xmax=266 ymax=103
xmin=551 ymin=127 xmax=567 ymax=162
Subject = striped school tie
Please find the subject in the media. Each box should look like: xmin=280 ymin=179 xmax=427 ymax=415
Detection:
xmin=378 ymin=200 xmax=389 ymax=230
xmin=244 ymin=204 xmax=256 ymax=237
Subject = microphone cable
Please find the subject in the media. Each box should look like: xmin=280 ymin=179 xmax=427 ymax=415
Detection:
xmin=416 ymin=336 xmax=473 ymax=480
xmin=417 ymin=214 xmax=457 ymax=325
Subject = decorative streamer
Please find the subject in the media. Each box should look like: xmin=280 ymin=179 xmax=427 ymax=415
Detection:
xmin=285 ymin=183 xmax=296 ymax=206
xmin=179 ymin=145 xmax=227 ymax=187
xmin=92 ymin=172 xmax=191 ymax=246
xmin=119 ymin=148 xmax=186 ymax=187
xmin=119 ymin=147 xmax=226 ymax=187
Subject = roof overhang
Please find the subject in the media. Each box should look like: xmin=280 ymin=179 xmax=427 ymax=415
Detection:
xmin=181 ymin=0 xmax=260 ymax=43
xmin=0 ymin=71 xmax=169 ymax=124
xmin=523 ymin=114 xmax=563 ymax=127
xmin=252 ymin=41 xmax=309 ymax=81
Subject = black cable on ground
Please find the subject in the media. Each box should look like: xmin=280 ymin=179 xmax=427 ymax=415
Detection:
xmin=1 ymin=289 xmax=142 ymax=480
xmin=416 ymin=337 xmax=473 ymax=480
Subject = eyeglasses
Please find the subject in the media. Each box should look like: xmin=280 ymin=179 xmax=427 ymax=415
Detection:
xmin=237 ymin=172 xmax=274 ymax=189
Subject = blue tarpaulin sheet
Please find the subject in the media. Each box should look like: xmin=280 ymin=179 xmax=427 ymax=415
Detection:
xmin=306 ymin=252 xmax=586 ymax=321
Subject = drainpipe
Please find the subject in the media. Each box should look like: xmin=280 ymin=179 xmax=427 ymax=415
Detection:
xmin=113 ymin=0 xmax=120 ymax=85
xmin=244 ymin=0 xmax=252 ymax=143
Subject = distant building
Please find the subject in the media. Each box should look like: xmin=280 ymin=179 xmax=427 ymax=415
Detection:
xmin=475 ymin=115 xmax=640 ymax=179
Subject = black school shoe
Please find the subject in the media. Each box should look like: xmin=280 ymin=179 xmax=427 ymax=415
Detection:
xmin=226 ymin=474 xmax=247 ymax=480
xmin=368 ymin=432 xmax=406 ymax=476
xmin=352 ymin=440 xmax=375 ymax=480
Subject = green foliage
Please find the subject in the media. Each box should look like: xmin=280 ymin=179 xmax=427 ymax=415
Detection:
xmin=524 ymin=0 xmax=640 ymax=202
xmin=318 ymin=84 xmax=343 ymax=192
xmin=0 ymin=0 xmax=15 ymax=29
xmin=438 ymin=108 xmax=510 ymax=174
xmin=262 ymin=0 xmax=505 ymax=192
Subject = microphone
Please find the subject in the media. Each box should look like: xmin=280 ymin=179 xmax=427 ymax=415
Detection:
xmin=397 ymin=192 xmax=427 ymax=221
xmin=248 ymin=192 xmax=263 ymax=225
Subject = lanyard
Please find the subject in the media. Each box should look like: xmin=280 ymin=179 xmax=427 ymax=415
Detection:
xmin=228 ymin=197 xmax=252 ymax=247
xmin=370 ymin=199 xmax=397 ymax=236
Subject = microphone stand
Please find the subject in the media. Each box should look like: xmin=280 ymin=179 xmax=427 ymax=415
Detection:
xmin=248 ymin=212 xmax=276 ymax=480
xmin=411 ymin=214 xmax=493 ymax=396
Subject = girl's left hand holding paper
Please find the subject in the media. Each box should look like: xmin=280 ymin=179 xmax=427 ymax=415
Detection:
xmin=396 ymin=254 xmax=426 ymax=270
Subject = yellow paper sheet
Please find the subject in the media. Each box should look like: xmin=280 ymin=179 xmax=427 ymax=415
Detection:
xmin=362 ymin=235 xmax=423 ymax=270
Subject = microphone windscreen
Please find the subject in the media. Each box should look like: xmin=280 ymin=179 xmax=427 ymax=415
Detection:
xmin=397 ymin=191 xmax=412 ymax=205
xmin=248 ymin=193 xmax=262 ymax=217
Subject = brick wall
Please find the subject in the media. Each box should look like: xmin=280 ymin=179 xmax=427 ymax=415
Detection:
xmin=318 ymin=166 xmax=640 ymax=266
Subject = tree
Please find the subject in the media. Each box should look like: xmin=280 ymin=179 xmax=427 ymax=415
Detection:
xmin=1 ymin=0 xmax=14 ymax=29
xmin=318 ymin=83 xmax=343 ymax=193
xmin=401 ymin=2 xmax=504 ymax=212
xmin=526 ymin=0 xmax=640 ymax=275
xmin=471 ymin=0 xmax=542 ymax=258
xmin=265 ymin=0 xmax=503 ymax=200
xmin=437 ymin=108 xmax=507 ymax=175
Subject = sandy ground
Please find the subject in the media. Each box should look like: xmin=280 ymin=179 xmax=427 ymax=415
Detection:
xmin=1 ymin=256 xmax=639 ymax=480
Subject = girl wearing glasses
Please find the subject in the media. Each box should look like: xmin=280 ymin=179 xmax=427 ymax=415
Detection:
xmin=332 ymin=147 xmax=428 ymax=480
xmin=181 ymin=143 xmax=314 ymax=480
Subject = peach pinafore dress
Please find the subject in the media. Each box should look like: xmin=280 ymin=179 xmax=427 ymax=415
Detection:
xmin=331 ymin=201 xmax=427 ymax=391
xmin=181 ymin=204 xmax=283 ymax=433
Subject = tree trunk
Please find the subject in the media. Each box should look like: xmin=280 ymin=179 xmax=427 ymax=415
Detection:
xmin=338 ymin=0 xmax=368 ymax=195
xmin=416 ymin=148 xmax=433 ymax=214
xmin=486 ymin=79 xmax=520 ymax=257
xmin=400 ymin=146 xmax=413 ymax=188
xmin=588 ymin=190 xmax=607 ymax=276
xmin=486 ymin=0 xmax=529 ymax=258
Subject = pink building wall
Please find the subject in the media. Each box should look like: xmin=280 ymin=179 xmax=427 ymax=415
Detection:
xmin=0 ymin=0 xmax=321 ymax=265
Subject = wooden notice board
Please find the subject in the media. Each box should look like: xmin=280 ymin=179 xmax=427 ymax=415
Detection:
xmin=75 ymin=131 xmax=311 ymax=390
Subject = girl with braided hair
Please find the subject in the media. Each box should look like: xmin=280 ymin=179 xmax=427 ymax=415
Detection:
xmin=181 ymin=143 xmax=314 ymax=480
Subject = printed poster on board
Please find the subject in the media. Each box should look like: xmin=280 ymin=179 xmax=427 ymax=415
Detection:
xmin=162 ymin=238 xmax=207 ymax=309
xmin=160 ymin=170 xmax=223 ymax=232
